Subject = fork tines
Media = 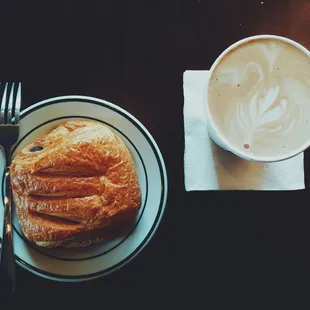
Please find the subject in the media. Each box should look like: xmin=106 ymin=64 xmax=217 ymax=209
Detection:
xmin=0 ymin=82 xmax=21 ymax=126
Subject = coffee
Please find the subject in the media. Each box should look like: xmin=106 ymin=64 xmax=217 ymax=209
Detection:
xmin=207 ymin=37 xmax=310 ymax=160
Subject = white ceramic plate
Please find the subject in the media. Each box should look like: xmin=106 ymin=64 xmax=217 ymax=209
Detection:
xmin=0 ymin=95 xmax=168 ymax=282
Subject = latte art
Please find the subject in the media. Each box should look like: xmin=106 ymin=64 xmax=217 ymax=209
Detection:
xmin=208 ymin=38 xmax=310 ymax=158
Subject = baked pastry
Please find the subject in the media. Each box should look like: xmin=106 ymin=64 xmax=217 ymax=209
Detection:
xmin=10 ymin=120 xmax=142 ymax=248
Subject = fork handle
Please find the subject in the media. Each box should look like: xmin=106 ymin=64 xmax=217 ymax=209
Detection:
xmin=0 ymin=167 xmax=16 ymax=294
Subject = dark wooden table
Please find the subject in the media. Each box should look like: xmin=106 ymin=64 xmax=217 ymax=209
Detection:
xmin=0 ymin=0 xmax=309 ymax=299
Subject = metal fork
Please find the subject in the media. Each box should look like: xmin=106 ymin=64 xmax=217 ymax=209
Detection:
xmin=0 ymin=82 xmax=21 ymax=294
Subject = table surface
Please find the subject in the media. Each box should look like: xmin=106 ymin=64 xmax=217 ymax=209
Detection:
xmin=0 ymin=0 xmax=309 ymax=298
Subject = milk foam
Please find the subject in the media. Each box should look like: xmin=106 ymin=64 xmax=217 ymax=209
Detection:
xmin=208 ymin=38 xmax=310 ymax=158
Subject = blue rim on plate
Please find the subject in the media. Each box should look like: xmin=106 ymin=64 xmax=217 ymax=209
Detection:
xmin=0 ymin=95 xmax=168 ymax=282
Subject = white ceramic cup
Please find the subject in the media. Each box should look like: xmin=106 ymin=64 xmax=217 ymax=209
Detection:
xmin=204 ymin=34 xmax=310 ymax=163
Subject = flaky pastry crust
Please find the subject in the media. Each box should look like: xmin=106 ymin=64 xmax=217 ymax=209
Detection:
xmin=10 ymin=120 xmax=141 ymax=248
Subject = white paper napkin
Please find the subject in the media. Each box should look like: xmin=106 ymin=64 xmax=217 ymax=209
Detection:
xmin=183 ymin=70 xmax=305 ymax=191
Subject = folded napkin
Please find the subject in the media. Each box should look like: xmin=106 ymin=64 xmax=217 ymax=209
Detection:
xmin=183 ymin=70 xmax=305 ymax=191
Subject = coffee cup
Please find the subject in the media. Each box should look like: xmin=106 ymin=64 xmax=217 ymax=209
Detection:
xmin=205 ymin=34 xmax=310 ymax=162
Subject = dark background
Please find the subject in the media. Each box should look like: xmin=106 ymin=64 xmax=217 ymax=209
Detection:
xmin=0 ymin=0 xmax=309 ymax=299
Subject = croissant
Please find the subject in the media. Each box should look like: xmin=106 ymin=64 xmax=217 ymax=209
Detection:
xmin=10 ymin=120 xmax=142 ymax=248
